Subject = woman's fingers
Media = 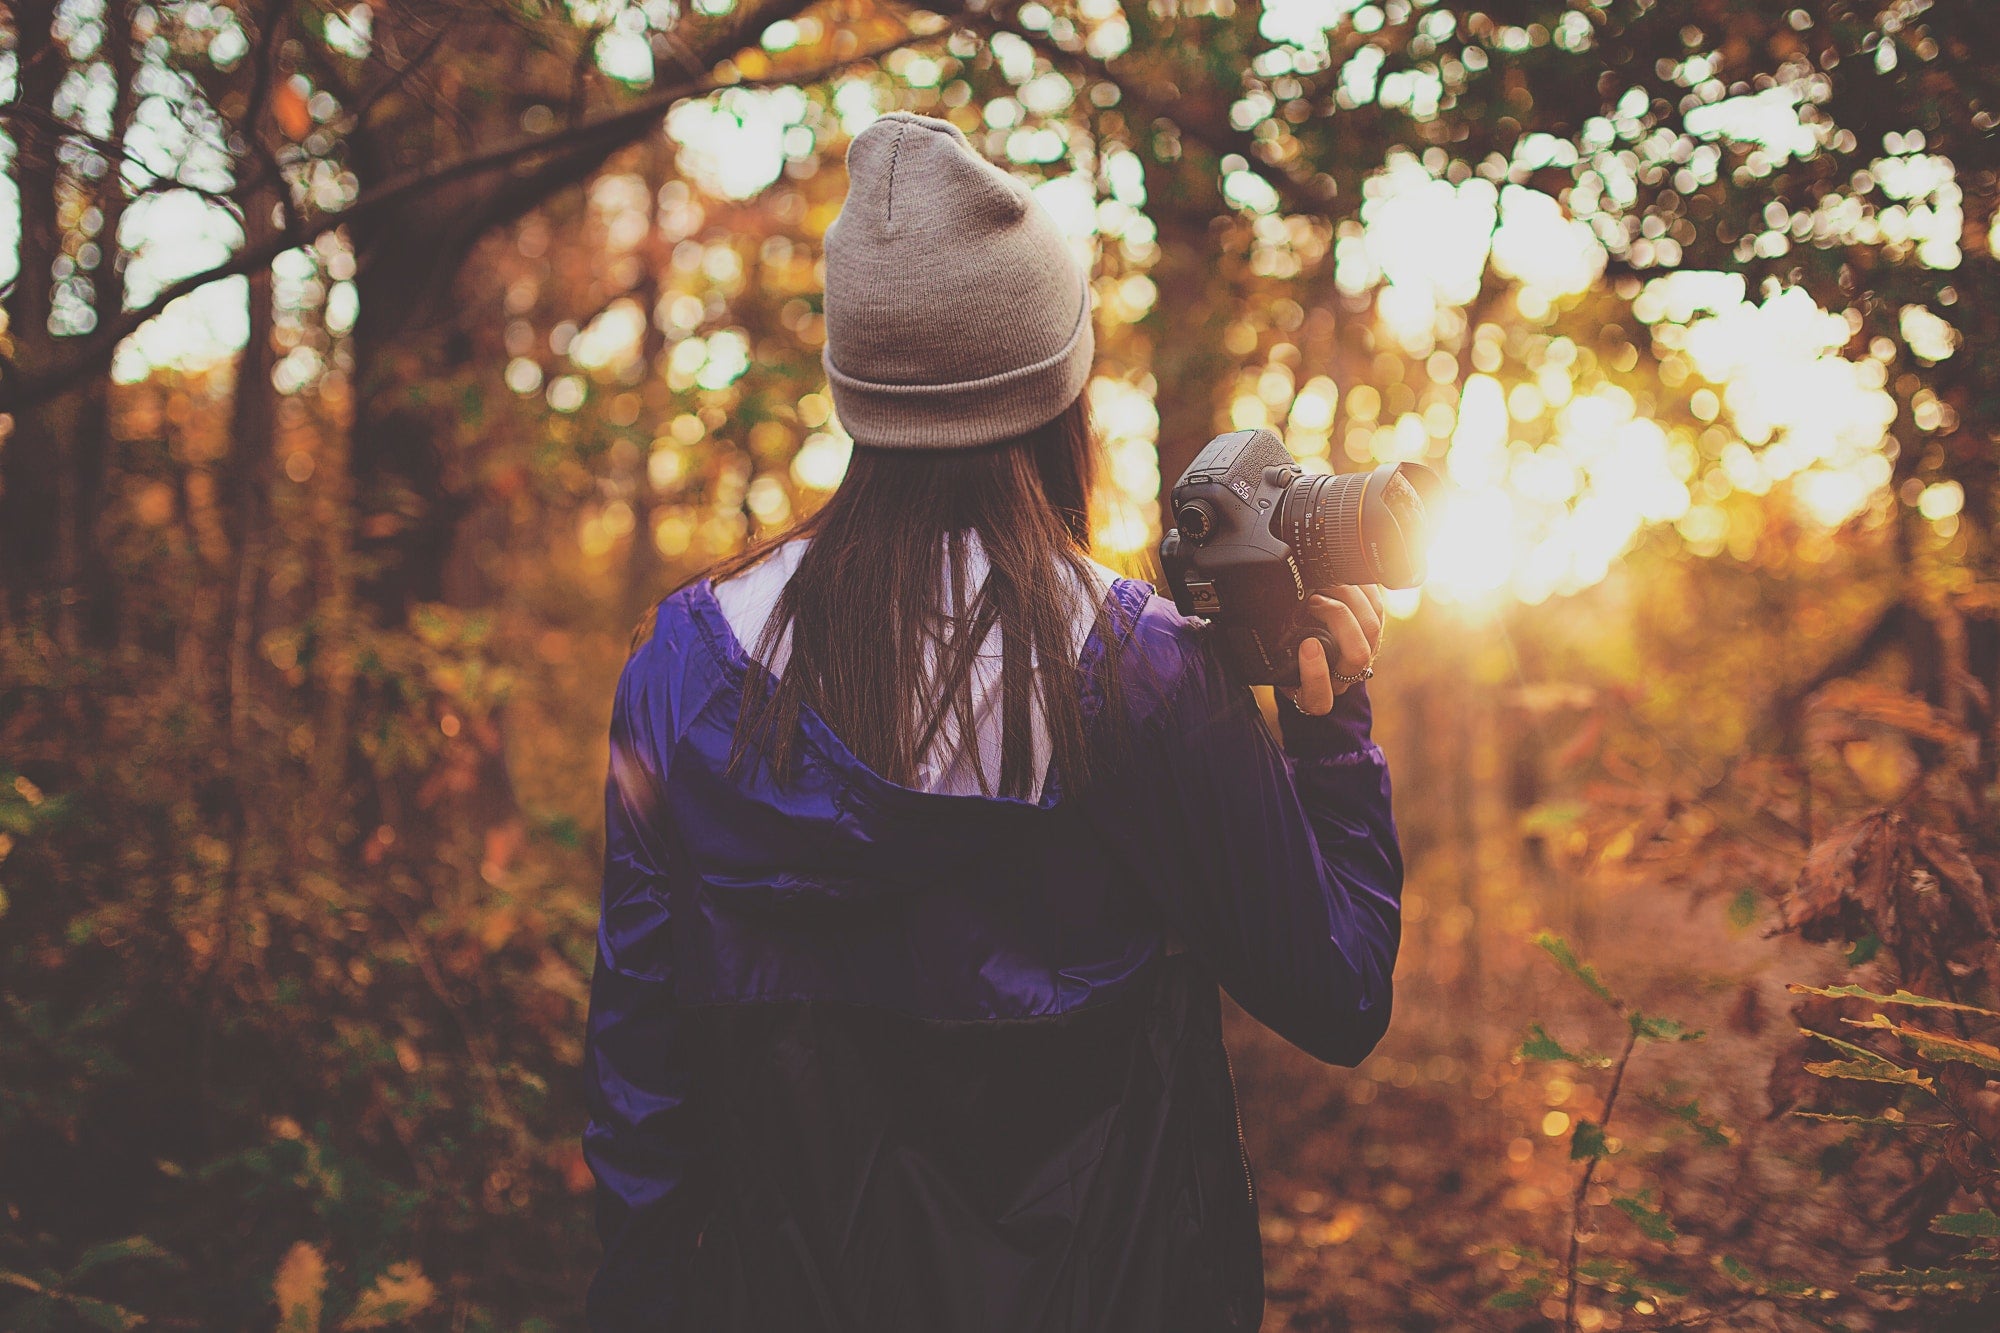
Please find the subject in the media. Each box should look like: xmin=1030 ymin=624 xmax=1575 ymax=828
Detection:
xmin=1306 ymin=595 xmax=1373 ymax=688
xmin=1289 ymin=585 xmax=1387 ymax=713
xmin=1358 ymin=581 xmax=1387 ymax=626
xmin=1321 ymin=585 xmax=1384 ymax=656
xmin=1290 ymin=634 xmax=1335 ymax=716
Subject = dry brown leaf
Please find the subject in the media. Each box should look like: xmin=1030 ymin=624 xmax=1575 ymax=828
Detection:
xmin=1810 ymin=679 xmax=1967 ymax=749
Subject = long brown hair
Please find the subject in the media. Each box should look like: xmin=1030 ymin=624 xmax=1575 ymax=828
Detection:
xmin=708 ymin=395 xmax=1119 ymax=799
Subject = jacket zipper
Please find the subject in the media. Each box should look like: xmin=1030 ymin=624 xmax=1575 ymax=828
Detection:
xmin=1220 ymin=1040 xmax=1255 ymax=1205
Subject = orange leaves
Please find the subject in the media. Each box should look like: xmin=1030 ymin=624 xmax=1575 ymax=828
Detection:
xmin=1809 ymin=678 xmax=1972 ymax=753
xmin=1844 ymin=1012 xmax=2000 ymax=1075
xmin=273 ymin=1242 xmax=326 ymax=1333
xmin=273 ymin=1243 xmax=436 ymax=1332
xmin=339 ymin=1262 xmax=437 ymax=1330
xmin=1777 ymin=811 xmax=1998 ymax=996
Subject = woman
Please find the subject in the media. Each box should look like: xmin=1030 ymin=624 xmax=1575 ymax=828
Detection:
xmin=584 ymin=112 xmax=1401 ymax=1333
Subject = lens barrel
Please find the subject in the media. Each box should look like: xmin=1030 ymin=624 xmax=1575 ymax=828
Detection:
xmin=1276 ymin=461 xmax=1438 ymax=589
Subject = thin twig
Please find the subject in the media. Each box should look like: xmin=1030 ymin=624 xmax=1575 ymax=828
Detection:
xmin=343 ymin=13 xmax=459 ymax=125
xmin=1566 ymin=1023 xmax=1641 ymax=1333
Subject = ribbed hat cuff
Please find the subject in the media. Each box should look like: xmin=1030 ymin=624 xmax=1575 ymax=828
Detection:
xmin=823 ymin=288 xmax=1094 ymax=450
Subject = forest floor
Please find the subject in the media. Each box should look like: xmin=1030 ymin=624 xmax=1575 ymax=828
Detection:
xmin=1229 ymin=878 xmax=1894 ymax=1333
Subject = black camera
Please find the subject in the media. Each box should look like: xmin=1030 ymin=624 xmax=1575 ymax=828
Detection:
xmin=1158 ymin=428 xmax=1439 ymax=688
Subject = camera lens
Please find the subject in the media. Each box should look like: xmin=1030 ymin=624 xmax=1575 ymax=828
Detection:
xmin=1274 ymin=462 xmax=1439 ymax=589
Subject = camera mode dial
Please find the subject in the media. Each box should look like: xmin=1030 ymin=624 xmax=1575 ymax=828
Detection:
xmin=1176 ymin=500 xmax=1217 ymax=542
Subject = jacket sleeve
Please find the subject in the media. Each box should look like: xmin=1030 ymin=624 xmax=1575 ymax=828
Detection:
xmin=583 ymin=652 xmax=705 ymax=1330
xmin=1088 ymin=630 xmax=1403 ymax=1066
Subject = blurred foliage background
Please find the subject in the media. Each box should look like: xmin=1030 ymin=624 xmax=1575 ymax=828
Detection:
xmin=4 ymin=0 xmax=2000 ymax=1329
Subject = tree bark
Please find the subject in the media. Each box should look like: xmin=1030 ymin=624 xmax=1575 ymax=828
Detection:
xmin=67 ymin=0 xmax=140 ymax=648
xmin=2 ymin=0 xmax=68 ymax=627
xmin=223 ymin=234 xmax=278 ymax=746
xmin=1138 ymin=142 xmax=1234 ymax=520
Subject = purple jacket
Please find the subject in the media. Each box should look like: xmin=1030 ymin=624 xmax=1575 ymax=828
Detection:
xmin=584 ymin=576 xmax=1401 ymax=1331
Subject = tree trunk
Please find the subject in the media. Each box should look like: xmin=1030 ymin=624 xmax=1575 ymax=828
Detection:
xmin=1140 ymin=170 xmax=1234 ymax=520
xmin=2 ymin=0 xmax=67 ymax=628
xmin=223 ymin=237 xmax=278 ymax=747
xmin=68 ymin=0 xmax=139 ymax=648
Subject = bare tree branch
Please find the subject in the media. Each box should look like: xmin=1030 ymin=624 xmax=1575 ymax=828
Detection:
xmin=342 ymin=12 xmax=459 ymax=125
xmin=957 ymin=3 xmax=1337 ymax=219
xmin=0 ymin=27 xmax=940 ymax=413
xmin=239 ymin=0 xmax=299 ymax=230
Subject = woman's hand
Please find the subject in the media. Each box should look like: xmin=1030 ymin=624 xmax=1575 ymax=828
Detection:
xmin=1284 ymin=584 xmax=1386 ymax=717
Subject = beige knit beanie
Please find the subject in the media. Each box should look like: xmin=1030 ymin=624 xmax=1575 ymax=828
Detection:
xmin=821 ymin=112 xmax=1094 ymax=449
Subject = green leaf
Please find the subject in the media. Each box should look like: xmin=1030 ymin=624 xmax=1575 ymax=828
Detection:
xmin=1574 ymin=1256 xmax=1640 ymax=1288
xmin=1854 ymin=1267 xmax=1995 ymax=1298
xmin=70 ymin=1237 xmax=180 ymax=1279
xmin=1520 ymin=800 xmax=1587 ymax=836
xmin=1613 ymin=1193 xmax=1678 ymax=1243
xmin=1717 ymin=1254 xmax=1836 ymax=1299
xmin=1485 ymin=1289 xmax=1535 ymax=1310
xmin=1643 ymin=1094 xmax=1734 ymax=1147
xmin=1932 ymin=1211 xmax=2000 ymax=1239
xmin=1630 ymin=1013 xmax=1704 ymax=1042
xmin=67 ymin=1297 xmax=142 ymax=1332
xmin=1518 ymin=1022 xmax=1612 ymax=1068
xmin=1571 ymin=1118 xmax=1608 ymax=1161
xmin=1726 ymin=887 xmax=1759 ymax=931
xmin=1845 ymin=934 xmax=1881 ymax=966
xmin=1788 ymin=983 xmax=2000 ymax=1018
xmin=539 ymin=814 xmax=583 ymax=850
xmin=1843 ymin=1013 xmax=2000 ymax=1073
xmin=1533 ymin=931 xmax=1621 ymax=1010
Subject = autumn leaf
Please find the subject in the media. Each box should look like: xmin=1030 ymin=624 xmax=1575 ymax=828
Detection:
xmin=274 ymin=1242 xmax=326 ymax=1333
xmin=339 ymin=1261 xmax=437 ymax=1330
xmin=1787 ymin=982 xmax=2000 ymax=1017
xmin=1843 ymin=1013 xmax=2000 ymax=1074
xmin=1779 ymin=811 xmax=1902 ymax=943
xmin=1800 ymin=1029 xmax=1936 ymax=1091
xmin=1803 ymin=1058 xmax=1937 ymax=1090
xmin=1791 ymin=1109 xmax=1949 ymax=1129
xmin=1811 ymin=680 xmax=1966 ymax=747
